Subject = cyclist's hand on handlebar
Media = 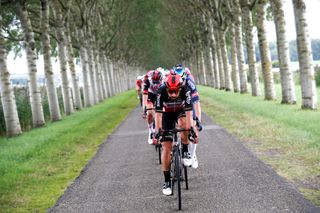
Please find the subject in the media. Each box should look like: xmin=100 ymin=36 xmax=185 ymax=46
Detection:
xmin=188 ymin=127 xmax=198 ymax=144
xmin=155 ymin=128 xmax=162 ymax=140
xmin=142 ymin=107 xmax=147 ymax=119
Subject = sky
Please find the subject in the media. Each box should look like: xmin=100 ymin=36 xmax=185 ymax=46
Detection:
xmin=6 ymin=0 xmax=320 ymax=76
xmin=265 ymin=0 xmax=320 ymax=42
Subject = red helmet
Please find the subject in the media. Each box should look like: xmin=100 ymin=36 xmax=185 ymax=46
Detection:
xmin=165 ymin=73 xmax=182 ymax=91
xmin=151 ymin=70 xmax=163 ymax=83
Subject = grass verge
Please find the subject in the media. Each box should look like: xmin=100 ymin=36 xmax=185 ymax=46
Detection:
xmin=0 ymin=90 xmax=137 ymax=212
xmin=199 ymin=85 xmax=320 ymax=207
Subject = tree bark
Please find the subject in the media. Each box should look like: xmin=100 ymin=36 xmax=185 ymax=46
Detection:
xmin=270 ymin=0 xmax=296 ymax=104
xmin=65 ymin=25 xmax=82 ymax=110
xmin=52 ymin=7 xmax=74 ymax=115
xmin=242 ymin=0 xmax=261 ymax=96
xmin=230 ymin=24 xmax=240 ymax=93
xmin=234 ymin=0 xmax=248 ymax=93
xmin=40 ymin=0 xmax=61 ymax=121
xmin=16 ymin=2 xmax=45 ymax=127
xmin=0 ymin=15 xmax=22 ymax=136
xmin=78 ymin=29 xmax=91 ymax=107
xmin=257 ymin=0 xmax=276 ymax=100
xmin=220 ymin=30 xmax=233 ymax=91
xmin=292 ymin=0 xmax=317 ymax=109
xmin=215 ymin=32 xmax=225 ymax=89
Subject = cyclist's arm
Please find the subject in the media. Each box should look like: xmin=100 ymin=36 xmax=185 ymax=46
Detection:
xmin=184 ymin=87 xmax=193 ymax=130
xmin=185 ymin=110 xmax=193 ymax=130
xmin=155 ymin=92 xmax=163 ymax=130
xmin=142 ymin=79 xmax=149 ymax=110
xmin=194 ymin=101 xmax=201 ymax=122
xmin=186 ymin=77 xmax=201 ymax=121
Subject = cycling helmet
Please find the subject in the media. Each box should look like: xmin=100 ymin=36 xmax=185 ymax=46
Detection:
xmin=173 ymin=64 xmax=187 ymax=80
xmin=156 ymin=67 xmax=164 ymax=73
xmin=165 ymin=73 xmax=183 ymax=91
xmin=151 ymin=70 xmax=163 ymax=83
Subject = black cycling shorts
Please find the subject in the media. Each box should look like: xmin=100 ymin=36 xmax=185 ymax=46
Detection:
xmin=147 ymin=92 xmax=157 ymax=105
xmin=161 ymin=111 xmax=186 ymax=142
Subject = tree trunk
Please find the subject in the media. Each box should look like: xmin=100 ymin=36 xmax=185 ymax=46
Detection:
xmin=257 ymin=0 xmax=276 ymax=100
xmin=16 ymin=2 xmax=45 ymax=127
xmin=0 ymin=16 xmax=22 ymax=136
xmin=108 ymin=59 xmax=116 ymax=96
xmin=40 ymin=0 xmax=61 ymax=121
xmin=234 ymin=0 xmax=248 ymax=93
xmin=200 ymin=50 xmax=207 ymax=85
xmin=230 ymin=24 xmax=240 ymax=93
xmin=87 ymin=41 xmax=98 ymax=104
xmin=65 ymin=25 xmax=82 ymax=110
xmin=100 ymin=54 xmax=109 ymax=98
xmin=78 ymin=29 xmax=91 ymax=107
xmin=220 ymin=31 xmax=233 ymax=91
xmin=242 ymin=0 xmax=261 ymax=96
xmin=94 ymin=50 xmax=104 ymax=102
xmin=215 ymin=32 xmax=225 ymax=89
xmin=270 ymin=0 xmax=296 ymax=104
xmin=53 ymin=7 xmax=74 ymax=115
xmin=209 ymin=18 xmax=220 ymax=89
xmin=292 ymin=0 xmax=317 ymax=109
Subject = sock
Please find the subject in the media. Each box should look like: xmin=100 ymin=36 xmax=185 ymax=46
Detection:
xmin=182 ymin=144 xmax=189 ymax=153
xmin=164 ymin=171 xmax=170 ymax=182
xmin=190 ymin=143 xmax=197 ymax=158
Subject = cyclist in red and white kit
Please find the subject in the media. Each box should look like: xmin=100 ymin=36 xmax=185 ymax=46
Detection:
xmin=136 ymin=75 xmax=144 ymax=107
xmin=142 ymin=69 xmax=164 ymax=144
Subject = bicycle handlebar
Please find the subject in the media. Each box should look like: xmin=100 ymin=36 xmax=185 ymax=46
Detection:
xmin=156 ymin=127 xmax=197 ymax=142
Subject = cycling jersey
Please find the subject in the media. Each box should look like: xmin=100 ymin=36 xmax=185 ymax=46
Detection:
xmin=143 ymin=71 xmax=164 ymax=95
xmin=155 ymin=84 xmax=192 ymax=113
xmin=184 ymin=73 xmax=199 ymax=103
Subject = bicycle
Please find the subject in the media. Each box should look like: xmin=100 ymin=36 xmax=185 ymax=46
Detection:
xmin=156 ymin=128 xmax=196 ymax=211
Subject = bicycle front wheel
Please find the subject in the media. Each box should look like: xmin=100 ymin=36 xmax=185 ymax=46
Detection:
xmin=174 ymin=145 xmax=182 ymax=210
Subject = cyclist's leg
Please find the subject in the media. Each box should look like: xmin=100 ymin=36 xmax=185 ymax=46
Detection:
xmin=161 ymin=112 xmax=174 ymax=195
xmin=177 ymin=112 xmax=192 ymax=167
xmin=146 ymin=93 xmax=156 ymax=144
xmin=190 ymin=103 xmax=200 ymax=168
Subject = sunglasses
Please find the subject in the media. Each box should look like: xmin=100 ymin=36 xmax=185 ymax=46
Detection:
xmin=167 ymin=88 xmax=181 ymax=95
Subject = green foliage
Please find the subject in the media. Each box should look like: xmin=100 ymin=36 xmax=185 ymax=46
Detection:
xmin=0 ymin=86 xmax=66 ymax=135
xmin=272 ymin=60 xmax=279 ymax=68
xmin=0 ymin=90 xmax=137 ymax=212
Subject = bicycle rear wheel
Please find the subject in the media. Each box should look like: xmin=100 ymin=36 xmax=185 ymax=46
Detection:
xmin=158 ymin=143 xmax=162 ymax=164
xmin=174 ymin=145 xmax=182 ymax=210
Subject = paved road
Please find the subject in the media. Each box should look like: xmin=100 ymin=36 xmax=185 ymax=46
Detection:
xmin=49 ymin=106 xmax=319 ymax=213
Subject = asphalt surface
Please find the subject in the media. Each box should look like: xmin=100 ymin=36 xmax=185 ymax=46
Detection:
xmin=49 ymin=106 xmax=320 ymax=213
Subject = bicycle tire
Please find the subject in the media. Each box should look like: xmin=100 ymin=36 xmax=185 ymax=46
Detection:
xmin=170 ymin=150 xmax=175 ymax=196
xmin=184 ymin=165 xmax=188 ymax=190
xmin=175 ymin=145 xmax=182 ymax=210
xmin=158 ymin=144 xmax=161 ymax=164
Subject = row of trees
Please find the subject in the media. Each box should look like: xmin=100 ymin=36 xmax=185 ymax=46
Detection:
xmin=0 ymin=0 xmax=319 ymax=137
xmin=162 ymin=0 xmax=317 ymax=109
xmin=0 ymin=0 xmax=146 ymax=137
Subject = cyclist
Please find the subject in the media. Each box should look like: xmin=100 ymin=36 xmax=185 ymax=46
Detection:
xmin=173 ymin=64 xmax=202 ymax=169
xmin=155 ymin=73 xmax=196 ymax=195
xmin=142 ymin=69 xmax=164 ymax=145
xmin=136 ymin=75 xmax=144 ymax=107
